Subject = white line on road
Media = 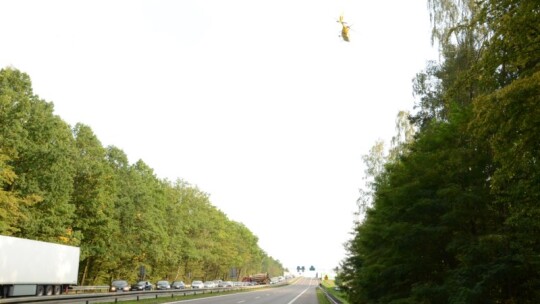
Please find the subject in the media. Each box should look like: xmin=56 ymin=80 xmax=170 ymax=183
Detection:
xmin=286 ymin=287 xmax=309 ymax=304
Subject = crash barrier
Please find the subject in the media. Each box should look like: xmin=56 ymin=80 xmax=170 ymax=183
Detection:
xmin=69 ymin=286 xmax=110 ymax=294
xmin=0 ymin=285 xmax=258 ymax=304
xmin=318 ymin=284 xmax=342 ymax=304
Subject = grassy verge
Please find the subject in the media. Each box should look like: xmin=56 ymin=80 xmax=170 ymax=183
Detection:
xmin=320 ymin=279 xmax=349 ymax=304
xmin=317 ymin=286 xmax=332 ymax=304
xmin=103 ymin=288 xmax=252 ymax=304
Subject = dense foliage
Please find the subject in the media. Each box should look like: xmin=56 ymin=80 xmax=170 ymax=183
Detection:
xmin=340 ymin=0 xmax=540 ymax=303
xmin=0 ymin=67 xmax=284 ymax=284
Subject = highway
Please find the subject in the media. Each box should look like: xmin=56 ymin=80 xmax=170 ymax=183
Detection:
xmin=166 ymin=277 xmax=319 ymax=304
xmin=0 ymin=277 xmax=321 ymax=304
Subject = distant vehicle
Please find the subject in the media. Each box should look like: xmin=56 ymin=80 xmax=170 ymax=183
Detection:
xmin=220 ymin=281 xmax=234 ymax=287
xmin=337 ymin=14 xmax=351 ymax=42
xmin=0 ymin=235 xmax=80 ymax=298
xmin=242 ymin=273 xmax=270 ymax=285
xmin=110 ymin=280 xmax=130 ymax=292
xmin=155 ymin=280 xmax=171 ymax=290
xmin=191 ymin=280 xmax=204 ymax=289
xmin=270 ymin=277 xmax=280 ymax=284
xmin=171 ymin=281 xmax=186 ymax=289
xmin=204 ymin=281 xmax=216 ymax=288
xmin=131 ymin=281 xmax=153 ymax=291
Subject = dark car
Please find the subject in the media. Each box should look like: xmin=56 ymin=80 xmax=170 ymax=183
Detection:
xmin=171 ymin=281 xmax=186 ymax=289
xmin=131 ymin=281 xmax=153 ymax=291
xmin=155 ymin=280 xmax=171 ymax=290
xmin=110 ymin=280 xmax=130 ymax=292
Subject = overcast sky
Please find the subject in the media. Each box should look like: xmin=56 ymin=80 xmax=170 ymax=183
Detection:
xmin=1 ymin=0 xmax=437 ymax=275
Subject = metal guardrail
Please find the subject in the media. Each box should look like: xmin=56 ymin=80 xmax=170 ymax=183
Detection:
xmin=0 ymin=285 xmax=260 ymax=304
xmin=318 ymin=284 xmax=343 ymax=304
xmin=69 ymin=286 xmax=110 ymax=293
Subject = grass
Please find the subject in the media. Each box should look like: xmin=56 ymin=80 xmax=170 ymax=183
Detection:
xmin=317 ymin=286 xmax=332 ymax=304
xmin=320 ymin=279 xmax=349 ymax=304
xmin=103 ymin=288 xmax=252 ymax=304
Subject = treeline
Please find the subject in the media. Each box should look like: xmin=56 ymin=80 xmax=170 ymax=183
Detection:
xmin=340 ymin=0 xmax=539 ymax=303
xmin=0 ymin=67 xmax=284 ymax=285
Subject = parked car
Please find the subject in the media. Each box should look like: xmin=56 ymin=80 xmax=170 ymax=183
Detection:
xmin=131 ymin=281 xmax=153 ymax=291
xmin=204 ymin=281 xmax=216 ymax=288
xmin=155 ymin=280 xmax=171 ymax=290
xmin=110 ymin=280 xmax=130 ymax=292
xmin=191 ymin=280 xmax=204 ymax=289
xmin=220 ymin=281 xmax=234 ymax=287
xmin=171 ymin=281 xmax=186 ymax=289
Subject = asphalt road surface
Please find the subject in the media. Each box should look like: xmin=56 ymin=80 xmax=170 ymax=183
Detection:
xmin=167 ymin=277 xmax=319 ymax=304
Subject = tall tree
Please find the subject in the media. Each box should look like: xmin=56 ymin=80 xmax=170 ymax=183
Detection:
xmin=104 ymin=146 xmax=137 ymax=281
xmin=71 ymin=123 xmax=118 ymax=285
xmin=470 ymin=71 xmax=540 ymax=301
xmin=344 ymin=0 xmax=540 ymax=302
xmin=0 ymin=67 xmax=77 ymax=243
xmin=0 ymin=66 xmax=286 ymax=286
xmin=0 ymin=152 xmax=39 ymax=234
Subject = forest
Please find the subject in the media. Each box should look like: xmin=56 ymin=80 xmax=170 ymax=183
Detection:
xmin=339 ymin=0 xmax=540 ymax=303
xmin=0 ymin=67 xmax=284 ymax=284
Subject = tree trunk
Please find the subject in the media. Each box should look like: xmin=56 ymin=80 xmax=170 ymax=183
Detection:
xmin=80 ymin=257 xmax=90 ymax=286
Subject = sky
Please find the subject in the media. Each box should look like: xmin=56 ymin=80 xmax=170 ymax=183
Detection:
xmin=0 ymin=0 xmax=438 ymax=275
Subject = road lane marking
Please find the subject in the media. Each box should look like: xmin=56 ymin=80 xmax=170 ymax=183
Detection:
xmin=287 ymin=287 xmax=309 ymax=304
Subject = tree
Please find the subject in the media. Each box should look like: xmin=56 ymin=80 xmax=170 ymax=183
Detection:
xmin=344 ymin=0 xmax=540 ymax=302
xmin=0 ymin=67 xmax=77 ymax=243
xmin=0 ymin=66 xmax=285 ymax=286
xmin=470 ymin=71 xmax=540 ymax=301
xmin=122 ymin=160 xmax=169 ymax=281
xmin=356 ymin=140 xmax=385 ymax=220
xmin=0 ymin=152 xmax=39 ymax=234
xmin=71 ymin=123 xmax=118 ymax=285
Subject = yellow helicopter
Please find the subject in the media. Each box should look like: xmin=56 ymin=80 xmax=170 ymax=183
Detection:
xmin=337 ymin=14 xmax=351 ymax=42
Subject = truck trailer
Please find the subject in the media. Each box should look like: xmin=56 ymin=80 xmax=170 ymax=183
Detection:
xmin=0 ymin=235 xmax=80 ymax=298
xmin=242 ymin=273 xmax=270 ymax=285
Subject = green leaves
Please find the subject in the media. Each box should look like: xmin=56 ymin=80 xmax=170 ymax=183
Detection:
xmin=342 ymin=1 xmax=540 ymax=303
xmin=0 ymin=67 xmax=77 ymax=243
xmin=0 ymin=152 xmax=40 ymax=235
xmin=0 ymin=67 xmax=284 ymax=285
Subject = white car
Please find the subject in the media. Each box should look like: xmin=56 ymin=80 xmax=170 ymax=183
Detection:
xmin=191 ymin=280 xmax=204 ymax=289
xmin=204 ymin=281 xmax=217 ymax=288
xmin=221 ymin=281 xmax=234 ymax=287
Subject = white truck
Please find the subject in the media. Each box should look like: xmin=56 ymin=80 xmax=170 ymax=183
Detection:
xmin=0 ymin=235 xmax=80 ymax=298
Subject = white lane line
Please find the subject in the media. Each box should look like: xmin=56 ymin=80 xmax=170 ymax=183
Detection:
xmin=237 ymin=301 xmax=245 ymax=303
xmin=287 ymin=287 xmax=310 ymax=304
